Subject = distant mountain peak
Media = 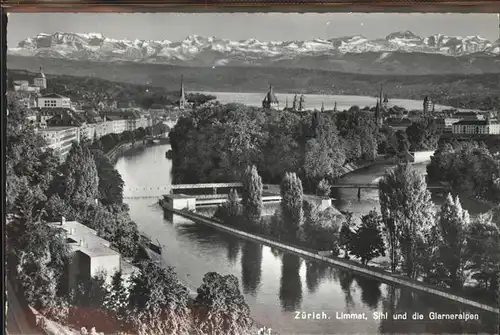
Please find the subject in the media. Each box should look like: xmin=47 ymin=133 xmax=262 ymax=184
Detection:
xmin=9 ymin=31 xmax=499 ymax=70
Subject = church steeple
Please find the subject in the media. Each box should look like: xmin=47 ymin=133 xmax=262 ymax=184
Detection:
xmin=34 ymin=65 xmax=47 ymax=90
xmin=321 ymin=102 xmax=324 ymax=113
xmin=334 ymin=101 xmax=337 ymax=113
xmin=179 ymin=75 xmax=186 ymax=110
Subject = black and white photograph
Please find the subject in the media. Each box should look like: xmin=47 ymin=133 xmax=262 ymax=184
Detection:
xmin=5 ymin=12 xmax=500 ymax=335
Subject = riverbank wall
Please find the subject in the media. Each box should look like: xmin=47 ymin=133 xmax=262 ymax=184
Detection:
xmin=165 ymin=207 xmax=499 ymax=315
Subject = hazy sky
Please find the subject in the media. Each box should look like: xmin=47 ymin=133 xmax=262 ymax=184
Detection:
xmin=7 ymin=13 xmax=500 ymax=46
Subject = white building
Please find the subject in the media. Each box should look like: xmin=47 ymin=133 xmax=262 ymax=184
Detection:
xmin=38 ymin=126 xmax=80 ymax=161
xmin=49 ymin=218 xmax=139 ymax=290
xmin=452 ymin=119 xmax=500 ymax=135
xmin=37 ymin=93 xmax=71 ymax=109
xmin=79 ymin=123 xmax=96 ymax=142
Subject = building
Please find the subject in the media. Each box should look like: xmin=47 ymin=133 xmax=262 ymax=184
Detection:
xmin=103 ymin=114 xmax=128 ymax=134
xmin=33 ymin=66 xmax=47 ymax=90
xmin=149 ymin=103 xmax=166 ymax=114
xmin=436 ymin=117 xmax=461 ymax=133
xmin=38 ymin=126 xmax=80 ymax=161
xmin=262 ymin=85 xmax=279 ymax=109
xmin=423 ymin=96 xmax=434 ymax=116
xmin=452 ymin=118 xmax=500 ymax=135
xmin=79 ymin=124 xmax=96 ymax=142
xmin=37 ymin=93 xmax=71 ymax=109
xmin=48 ymin=218 xmax=139 ymax=290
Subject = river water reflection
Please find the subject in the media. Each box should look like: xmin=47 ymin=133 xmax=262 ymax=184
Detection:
xmin=116 ymin=144 xmax=497 ymax=334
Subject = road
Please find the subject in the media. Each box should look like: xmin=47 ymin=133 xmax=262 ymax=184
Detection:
xmin=6 ymin=280 xmax=43 ymax=335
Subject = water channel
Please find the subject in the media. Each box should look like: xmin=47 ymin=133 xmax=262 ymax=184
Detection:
xmin=115 ymin=143 xmax=497 ymax=335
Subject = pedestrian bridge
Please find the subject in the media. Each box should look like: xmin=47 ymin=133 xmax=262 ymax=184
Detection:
xmin=122 ymin=182 xmax=450 ymax=200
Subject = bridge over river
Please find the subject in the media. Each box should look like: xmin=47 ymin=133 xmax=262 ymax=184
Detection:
xmin=123 ymin=182 xmax=449 ymax=200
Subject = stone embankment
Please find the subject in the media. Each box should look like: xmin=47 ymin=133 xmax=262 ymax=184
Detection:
xmin=164 ymin=207 xmax=499 ymax=315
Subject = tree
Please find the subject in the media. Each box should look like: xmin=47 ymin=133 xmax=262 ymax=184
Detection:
xmin=466 ymin=213 xmax=500 ymax=291
xmin=435 ymin=194 xmax=471 ymax=290
xmin=378 ymin=163 xmax=435 ymax=278
xmin=406 ymin=118 xmax=441 ymax=152
xmin=103 ymin=270 xmax=128 ymax=330
xmin=58 ymin=142 xmax=99 ymax=204
xmin=350 ymin=211 xmax=386 ymax=265
xmin=301 ymin=205 xmax=342 ymax=252
xmin=214 ymin=189 xmax=242 ymax=224
xmin=304 ymin=115 xmax=346 ymax=180
xmin=316 ymin=179 xmax=331 ymax=198
xmin=92 ymin=149 xmax=124 ymax=206
xmin=427 ymin=142 xmax=500 ymax=203
xmin=280 ymin=172 xmax=304 ymax=240
xmin=70 ymin=272 xmax=111 ymax=327
xmin=395 ymin=130 xmax=410 ymax=160
xmin=192 ymin=272 xmax=253 ymax=335
xmin=339 ymin=212 xmax=355 ymax=259
xmin=127 ymin=262 xmax=191 ymax=335
xmin=241 ymin=165 xmax=263 ymax=225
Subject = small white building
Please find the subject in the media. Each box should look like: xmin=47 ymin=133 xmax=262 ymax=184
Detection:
xmin=49 ymin=219 xmax=139 ymax=290
xmin=37 ymin=93 xmax=71 ymax=109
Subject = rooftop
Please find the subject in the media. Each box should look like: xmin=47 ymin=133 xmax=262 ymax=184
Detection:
xmin=49 ymin=220 xmax=111 ymax=249
xmin=38 ymin=126 xmax=78 ymax=132
xmin=453 ymin=120 xmax=497 ymax=126
xmin=40 ymin=93 xmax=69 ymax=99
xmin=74 ymin=244 xmax=120 ymax=258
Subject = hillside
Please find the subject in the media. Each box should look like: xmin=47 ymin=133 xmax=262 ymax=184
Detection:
xmin=8 ymin=56 xmax=500 ymax=110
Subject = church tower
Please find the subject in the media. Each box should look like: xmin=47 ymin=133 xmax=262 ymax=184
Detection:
xmin=179 ymin=75 xmax=187 ymax=111
xmin=33 ymin=66 xmax=47 ymax=90
xmin=423 ymin=95 xmax=432 ymax=116
xmin=262 ymin=85 xmax=279 ymax=109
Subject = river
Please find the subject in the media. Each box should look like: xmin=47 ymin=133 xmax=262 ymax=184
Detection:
xmin=115 ymin=144 xmax=497 ymax=335
xmin=197 ymin=91 xmax=454 ymax=112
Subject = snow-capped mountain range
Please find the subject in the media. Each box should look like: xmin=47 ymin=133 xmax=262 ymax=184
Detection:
xmin=9 ymin=31 xmax=500 ymax=67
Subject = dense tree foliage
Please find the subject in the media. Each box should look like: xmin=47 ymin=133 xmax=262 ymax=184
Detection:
xmin=214 ymin=189 xmax=242 ymax=224
xmin=91 ymin=122 xmax=169 ymax=154
xmin=427 ymin=142 xmax=500 ymax=203
xmin=379 ymin=163 xmax=435 ymax=278
xmin=350 ymin=211 xmax=386 ymax=265
xmin=300 ymin=205 xmax=342 ymax=253
xmin=169 ymin=103 xmax=383 ymax=189
xmin=127 ymin=262 xmax=191 ymax=335
xmin=279 ymin=173 xmax=304 ymax=241
xmin=339 ymin=212 xmax=355 ymax=259
xmin=241 ymin=165 xmax=263 ymax=225
xmin=434 ymin=194 xmax=471 ymax=290
xmin=465 ymin=214 xmax=500 ymax=291
xmin=405 ymin=118 xmax=442 ymax=152
xmin=192 ymin=272 xmax=253 ymax=335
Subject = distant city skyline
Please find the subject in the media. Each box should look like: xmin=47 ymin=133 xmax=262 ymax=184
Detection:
xmin=7 ymin=13 xmax=500 ymax=47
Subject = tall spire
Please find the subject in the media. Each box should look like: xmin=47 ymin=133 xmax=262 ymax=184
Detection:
xmin=379 ymin=84 xmax=384 ymax=105
xmin=179 ymin=75 xmax=186 ymax=110
xmin=334 ymin=101 xmax=337 ymax=112
xmin=285 ymin=96 xmax=289 ymax=109
xmin=321 ymin=102 xmax=324 ymax=112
